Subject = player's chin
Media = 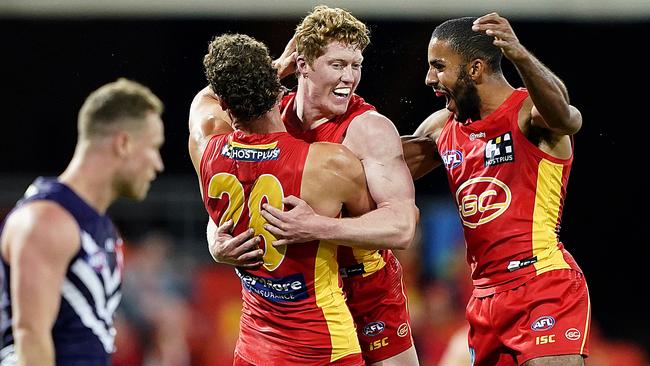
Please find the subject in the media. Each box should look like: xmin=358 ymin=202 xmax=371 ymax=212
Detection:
xmin=329 ymin=98 xmax=350 ymax=114
xmin=129 ymin=182 xmax=151 ymax=201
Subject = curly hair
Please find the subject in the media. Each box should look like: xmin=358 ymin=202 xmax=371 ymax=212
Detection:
xmin=203 ymin=34 xmax=281 ymax=122
xmin=295 ymin=5 xmax=370 ymax=66
xmin=432 ymin=17 xmax=503 ymax=74
xmin=78 ymin=78 xmax=163 ymax=139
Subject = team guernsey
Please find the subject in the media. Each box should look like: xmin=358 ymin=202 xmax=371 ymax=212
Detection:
xmin=281 ymin=93 xmax=414 ymax=363
xmin=436 ymin=88 xmax=581 ymax=297
xmin=200 ymin=131 xmax=362 ymax=365
xmin=0 ymin=177 xmax=122 ymax=365
xmin=281 ymin=93 xmax=385 ymax=275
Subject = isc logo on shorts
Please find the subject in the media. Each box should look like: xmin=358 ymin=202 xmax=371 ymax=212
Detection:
xmin=531 ymin=315 xmax=555 ymax=331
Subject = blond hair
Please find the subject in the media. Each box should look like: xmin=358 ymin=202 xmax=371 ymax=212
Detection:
xmin=295 ymin=5 xmax=370 ymax=66
xmin=78 ymin=78 xmax=163 ymax=139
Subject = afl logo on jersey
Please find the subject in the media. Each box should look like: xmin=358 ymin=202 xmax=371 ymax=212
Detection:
xmin=531 ymin=316 xmax=555 ymax=331
xmin=456 ymin=177 xmax=511 ymax=228
xmin=363 ymin=321 xmax=386 ymax=337
xmin=441 ymin=150 xmax=463 ymax=170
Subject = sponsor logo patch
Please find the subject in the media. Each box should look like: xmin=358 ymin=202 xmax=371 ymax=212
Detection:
xmin=469 ymin=131 xmax=486 ymax=141
xmin=565 ymin=328 xmax=581 ymax=341
xmin=363 ymin=321 xmax=386 ymax=337
xmin=508 ymin=256 xmax=538 ymax=272
xmin=484 ymin=132 xmax=514 ymax=167
xmin=221 ymin=140 xmax=280 ymax=162
xmin=441 ymin=150 xmax=464 ymax=170
xmin=531 ymin=315 xmax=556 ymax=331
xmin=397 ymin=323 xmax=409 ymax=337
xmin=236 ymin=269 xmax=308 ymax=303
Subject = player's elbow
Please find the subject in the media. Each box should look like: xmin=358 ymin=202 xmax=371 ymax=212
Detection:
xmin=392 ymin=204 xmax=418 ymax=250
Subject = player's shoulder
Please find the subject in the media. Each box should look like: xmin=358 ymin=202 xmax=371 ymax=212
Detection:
xmin=7 ymin=200 xmax=78 ymax=234
xmin=3 ymin=200 xmax=80 ymax=254
xmin=308 ymin=142 xmax=359 ymax=172
xmin=415 ymin=108 xmax=451 ymax=137
xmin=189 ymin=86 xmax=232 ymax=136
xmin=347 ymin=110 xmax=400 ymax=143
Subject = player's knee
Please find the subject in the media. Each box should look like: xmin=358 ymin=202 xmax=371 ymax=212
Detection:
xmin=523 ymin=354 xmax=584 ymax=366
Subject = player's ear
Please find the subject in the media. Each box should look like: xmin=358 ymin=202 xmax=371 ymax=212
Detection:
xmin=469 ymin=58 xmax=485 ymax=81
xmin=113 ymin=130 xmax=132 ymax=158
xmin=296 ymin=55 xmax=309 ymax=78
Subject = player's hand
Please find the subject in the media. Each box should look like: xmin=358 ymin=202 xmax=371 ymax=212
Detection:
xmin=272 ymin=35 xmax=297 ymax=80
xmin=208 ymin=219 xmax=263 ymax=268
xmin=472 ymin=12 xmax=528 ymax=62
xmin=261 ymin=195 xmax=324 ymax=246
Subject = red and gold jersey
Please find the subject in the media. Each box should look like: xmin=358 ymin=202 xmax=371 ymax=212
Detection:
xmin=200 ymin=130 xmax=361 ymax=365
xmin=436 ymin=88 xmax=580 ymax=297
xmin=280 ymin=93 xmax=386 ymax=276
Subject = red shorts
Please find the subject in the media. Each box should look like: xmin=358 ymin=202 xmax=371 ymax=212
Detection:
xmin=466 ymin=269 xmax=591 ymax=366
xmin=342 ymin=252 xmax=414 ymax=364
xmin=233 ymin=351 xmax=364 ymax=366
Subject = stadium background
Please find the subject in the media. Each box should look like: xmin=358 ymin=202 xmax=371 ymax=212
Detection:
xmin=1 ymin=1 xmax=648 ymax=364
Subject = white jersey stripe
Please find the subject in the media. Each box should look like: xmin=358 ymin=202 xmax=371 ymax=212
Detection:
xmin=61 ymin=280 xmax=115 ymax=353
xmin=70 ymin=260 xmax=110 ymax=323
xmin=81 ymin=231 xmax=121 ymax=295
xmin=0 ymin=345 xmax=16 ymax=366
xmin=105 ymin=292 xmax=122 ymax=327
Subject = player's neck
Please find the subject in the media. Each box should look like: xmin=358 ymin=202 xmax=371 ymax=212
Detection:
xmin=477 ymin=76 xmax=515 ymax=119
xmin=294 ymin=83 xmax=336 ymax=130
xmin=59 ymin=143 xmax=116 ymax=214
xmin=233 ymin=109 xmax=286 ymax=135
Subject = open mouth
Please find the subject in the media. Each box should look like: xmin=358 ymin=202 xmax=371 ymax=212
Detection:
xmin=333 ymin=87 xmax=351 ymax=98
xmin=434 ymin=88 xmax=452 ymax=108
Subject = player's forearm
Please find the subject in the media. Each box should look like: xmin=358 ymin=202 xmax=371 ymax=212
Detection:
xmin=401 ymin=135 xmax=441 ymax=180
xmin=321 ymin=200 xmax=418 ymax=250
xmin=513 ymin=52 xmax=578 ymax=132
xmin=15 ymin=328 xmax=55 ymax=366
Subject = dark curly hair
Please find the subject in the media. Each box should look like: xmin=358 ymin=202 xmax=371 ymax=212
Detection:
xmin=203 ymin=34 xmax=281 ymax=122
xmin=432 ymin=17 xmax=503 ymax=74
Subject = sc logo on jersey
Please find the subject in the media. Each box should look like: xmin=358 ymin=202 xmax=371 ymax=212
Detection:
xmin=455 ymin=177 xmax=511 ymax=228
xmin=441 ymin=150 xmax=463 ymax=170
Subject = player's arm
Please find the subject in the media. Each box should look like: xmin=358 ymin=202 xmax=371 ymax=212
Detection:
xmin=302 ymin=143 xmax=374 ymax=216
xmin=472 ymin=12 xmax=582 ymax=136
xmin=262 ymin=112 xmax=418 ymax=250
xmin=279 ymin=142 xmax=380 ymax=249
xmin=191 ymin=89 xmax=261 ymax=267
xmin=206 ymin=218 xmax=262 ymax=268
xmin=272 ymin=34 xmax=297 ymax=80
xmin=400 ymin=108 xmax=448 ymax=179
xmin=0 ymin=202 xmax=80 ymax=366
xmin=188 ymin=86 xmax=234 ymax=176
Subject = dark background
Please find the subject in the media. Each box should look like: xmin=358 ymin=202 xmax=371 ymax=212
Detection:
xmin=1 ymin=16 xmax=648 ymax=351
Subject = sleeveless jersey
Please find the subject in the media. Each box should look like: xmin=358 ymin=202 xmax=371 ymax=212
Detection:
xmin=0 ymin=177 xmax=122 ymax=364
xmin=436 ymin=88 xmax=580 ymax=297
xmin=280 ymin=93 xmax=387 ymax=276
xmin=200 ymin=130 xmax=361 ymax=365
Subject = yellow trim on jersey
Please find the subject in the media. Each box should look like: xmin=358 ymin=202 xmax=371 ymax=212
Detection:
xmin=314 ymin=241 xmax=362 ymax=361
xmin=580 ymin=281 xmax=591 ymax=354
xmin=351 ymin=248 xmax=386 ymax=277
xmin=532 ymin=159 xmax=571 ymax=275
xmin=228 ymin=139 xmax=278 ymax=149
